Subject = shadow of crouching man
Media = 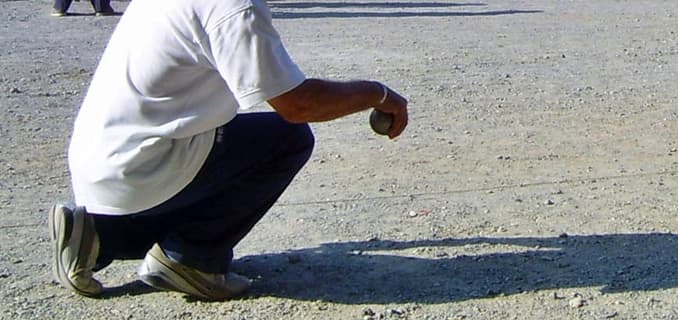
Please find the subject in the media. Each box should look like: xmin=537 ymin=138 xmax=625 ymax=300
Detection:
xmin=235 ymin=233 xmax=678 ymax=304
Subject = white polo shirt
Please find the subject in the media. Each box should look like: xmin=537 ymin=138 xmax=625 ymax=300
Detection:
xmin=68 ymin=0 xmax=305 ymax=215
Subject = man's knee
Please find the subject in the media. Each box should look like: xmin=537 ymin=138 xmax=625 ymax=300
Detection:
xmin=293 ymin=123 xmax=315 ymax=155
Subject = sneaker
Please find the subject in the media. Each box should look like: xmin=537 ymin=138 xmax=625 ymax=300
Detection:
xmin=49 ymin=204 xmax=103 ymax=297
xmin=94 ymin=10 xmax=116 ymax=16
xmin=50 ymin=10 xmax=67 ymax=17
xmin=138 ymin=244 xmax=251 ymax=300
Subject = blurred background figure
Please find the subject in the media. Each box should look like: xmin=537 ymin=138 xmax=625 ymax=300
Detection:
xmin=52 ymin=0 xmax=116 ymax=17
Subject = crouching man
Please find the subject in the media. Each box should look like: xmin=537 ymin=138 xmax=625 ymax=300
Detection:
xmin=50 ymin=0 xmax=407 ymax=300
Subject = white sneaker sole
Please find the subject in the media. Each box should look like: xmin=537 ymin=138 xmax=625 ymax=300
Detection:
xmin=138 ymin=251 xmax=217 ymax=300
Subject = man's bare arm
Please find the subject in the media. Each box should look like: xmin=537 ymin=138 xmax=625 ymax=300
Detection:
xmin=268 ymin=79 xmax=408 ymax=139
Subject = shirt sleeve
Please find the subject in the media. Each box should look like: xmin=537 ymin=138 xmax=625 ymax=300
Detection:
xmin=205 ymin=1 xmax=306 ymax=109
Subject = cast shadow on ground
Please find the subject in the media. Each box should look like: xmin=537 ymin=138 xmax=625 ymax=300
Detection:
xmin=269 ymin=1 xmax=542 ymax=19
xmin=100 ymin=280 xmax=156 ymax=299
xmin=235 ymin=233 xmax=677 ymax=304
xmin=99 ymin=233 xmax=677 ymax=303
xmin=268 ymin=1 xmax=486 ymax=9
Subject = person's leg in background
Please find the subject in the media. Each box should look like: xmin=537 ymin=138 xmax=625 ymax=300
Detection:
xmin=51 ymin=0 xmax=74 ymax=16
xmin=90 ymin=0 xmax=115 ymax=15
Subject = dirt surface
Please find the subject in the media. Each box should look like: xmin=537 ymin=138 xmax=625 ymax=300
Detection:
xmin=1 ymin=0 xmax=677 ymax=319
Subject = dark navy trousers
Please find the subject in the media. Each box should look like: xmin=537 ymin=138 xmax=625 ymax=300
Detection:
xmin=90 ymin=112 xmax=315 ymax=274
xmin=54 ymin=0 xmax=113 ymax=13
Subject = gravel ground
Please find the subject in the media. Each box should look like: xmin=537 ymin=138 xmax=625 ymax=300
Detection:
xmin=1 ymin=0 xmax=677 ymax=319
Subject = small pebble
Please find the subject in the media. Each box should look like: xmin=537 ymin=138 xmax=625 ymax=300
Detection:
xmin=386 ymin=308 xmax=406 ymax=316
xmin=569 ymin=295 xmax=586 ymax=308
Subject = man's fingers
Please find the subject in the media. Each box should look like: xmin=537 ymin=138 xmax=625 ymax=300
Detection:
xmin=388 ymin=110 xmax=408 ymax=139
